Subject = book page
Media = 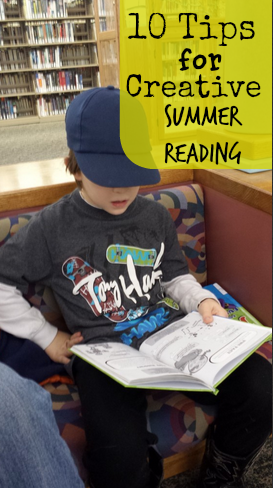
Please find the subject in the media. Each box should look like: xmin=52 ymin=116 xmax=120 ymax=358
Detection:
xmin=71 ymin=342 xmax=191 ymax=385
xmin=140 ymin=312 xmax=271 ymax=387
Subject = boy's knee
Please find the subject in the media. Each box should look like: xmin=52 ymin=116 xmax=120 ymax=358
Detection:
xmin=238 ymin=354 xmax=272 ymax=418
xmin=247 ymin=354 xmax=272 ymax=395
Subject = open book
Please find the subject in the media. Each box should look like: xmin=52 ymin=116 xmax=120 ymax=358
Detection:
xmin=71 ymin=312 xmax=271 ymax=395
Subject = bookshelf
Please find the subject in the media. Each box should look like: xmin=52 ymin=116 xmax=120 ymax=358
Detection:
xmin=0 ymin=0 xmax=119 ymax=124
xmin=95 ymin=0 xmax=119 ymax=88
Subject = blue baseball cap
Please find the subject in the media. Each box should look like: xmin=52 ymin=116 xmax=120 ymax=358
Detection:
xmin=65 ymin=86 xmax=160 ymax=187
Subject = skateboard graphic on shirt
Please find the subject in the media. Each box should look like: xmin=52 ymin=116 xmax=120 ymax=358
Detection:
xmin=106 ymin=244 xmax=157 ymax=267
xmin=62 ymin=256 xmax=128 ymax=322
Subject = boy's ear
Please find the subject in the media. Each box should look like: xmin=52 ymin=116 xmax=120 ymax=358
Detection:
xmin=64 ymin=157 xmax=69 ymax=168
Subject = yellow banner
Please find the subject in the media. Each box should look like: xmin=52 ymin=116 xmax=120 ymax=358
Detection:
xmin=120 ymin=0 xmax=272 ymax=170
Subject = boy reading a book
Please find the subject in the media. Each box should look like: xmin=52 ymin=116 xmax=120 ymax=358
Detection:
xmin=0 ymin=87 xmax=271 ymax=488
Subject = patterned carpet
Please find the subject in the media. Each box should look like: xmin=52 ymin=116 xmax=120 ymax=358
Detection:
xmin=162 ymin=437 xmax=272 ymax=488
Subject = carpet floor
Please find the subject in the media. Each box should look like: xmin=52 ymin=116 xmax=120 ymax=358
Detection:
xmin=0 ymin=121 xmax=67 ymax=165
xmin=162 ymin=437 xmax=272 ymax=488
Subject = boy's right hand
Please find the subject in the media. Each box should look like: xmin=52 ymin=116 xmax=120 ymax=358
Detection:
xmin=45 ymin=330 xmax=83 ymax=364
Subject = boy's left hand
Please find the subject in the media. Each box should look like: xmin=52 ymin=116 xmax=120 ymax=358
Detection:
xmin=45 ymin=330 xmax=83 ymax=364
xmin=198 ymin=298 xmax=228 ymax=324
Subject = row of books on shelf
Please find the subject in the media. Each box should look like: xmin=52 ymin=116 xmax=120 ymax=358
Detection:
xmin=23 ymin=0 xmax=85 ymax=19
xmin=97 ymin=0 xmax=106 ymax=17
xmin=0 ymin=96 xmax=33 ymax=118
xmin=37 ymin=92 xmax=77 ymax=116
xmin=0 ymin=67 xmax=98 ymax=93
xmin=0 ymin=44 xmax=98 ymax=70
xmin=29 ymin=43 xmax=97 ymax=68
xmin=0 ymin=92 xmax=76 ymax=118
xmin=35 ymin=68 xmax=84 ymax=91
xmin=98 ymin=18 xmax=107 ymax=32
xmin=36 ymin=66 xmax=100 ymax=91
xmin=0 ymin=0 xmax=19 ymax=20
xmin=25 ymin=19 xmax=91 ymax=44
xmin=0 ymin=71 xmax=31 ymax=93
xmin=0 ymin=23 xmax=24 ymax=45
xmin=0 ymin=19 xmax=94 ymax=45
xmin=0 ymin=47 xmax=28 ymax=69
xmin=97 ymin=0 xmax=116 ymax=31
xmin=0 ymin=0 xmax=94 ymax=20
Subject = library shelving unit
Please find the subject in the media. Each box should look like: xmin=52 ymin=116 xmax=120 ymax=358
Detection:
xmin=0 ymin=0 xmax=119 ymax=124
xmin=97 ymin=0 xmax=119 ymax=88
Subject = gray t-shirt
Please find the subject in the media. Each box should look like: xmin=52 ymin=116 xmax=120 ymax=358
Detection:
xmin=0 ymin=190 xmax=188 ymax=348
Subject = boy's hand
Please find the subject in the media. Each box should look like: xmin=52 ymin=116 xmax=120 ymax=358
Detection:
xmin=198 ymin=298 xmax=228 ymax=324
xmin=45 ymin=330 xmax=83 ymax=364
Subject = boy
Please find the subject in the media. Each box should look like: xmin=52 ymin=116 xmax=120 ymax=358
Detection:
xmin=0 ymin=87 xmax=271 ymax=488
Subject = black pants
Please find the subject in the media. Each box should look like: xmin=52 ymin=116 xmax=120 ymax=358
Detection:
xmin=73 ymin=353 xmax=272 ymax=488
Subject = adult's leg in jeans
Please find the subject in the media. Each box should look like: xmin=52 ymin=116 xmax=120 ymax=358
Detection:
xmin=73 ymin=357 xmax=159 ymax=488
xmin=0 ymin=363 xmax=84 ymax=488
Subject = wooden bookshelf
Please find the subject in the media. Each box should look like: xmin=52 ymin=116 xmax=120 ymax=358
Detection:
xmin=0 ymin=0 xmax=119 ymax=123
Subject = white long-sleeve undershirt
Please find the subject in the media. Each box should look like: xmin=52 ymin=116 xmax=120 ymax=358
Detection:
xmin=162 ymin=274 xmax=218 ymax=314
xmin=0 ymin=282 xmax=57 ymax=349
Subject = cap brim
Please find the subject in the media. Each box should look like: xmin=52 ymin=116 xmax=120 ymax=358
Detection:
xmin=74 ymin=151 xmax=161 ymax=187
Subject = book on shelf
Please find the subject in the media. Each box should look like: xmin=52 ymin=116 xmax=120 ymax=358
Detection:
xmin=21 ymin=0 xmax=89 ymax=19
xmin=0 ymin=96 xmax=33 ymax=119
xmin=0 ymin=22 xmax=24 ymax=45
xmin=0 ymin=47 xmax=28 ymax=70
xmin=71 ymin=310 xmax=271 ymax=395
xmin=36 ymin=92 xmax=76 ymax=115
xmin=0 ymin=0 xmax=21 ymax=20
xmin=0 ymin=72 xmax=31 ymax=94
xmin=25 ymin=20 xmax=88 ymax=44
xmin=33 ymin=68 xmax=84 ymax=92
xmin=0 ymin=98 xmax=17 ymax=119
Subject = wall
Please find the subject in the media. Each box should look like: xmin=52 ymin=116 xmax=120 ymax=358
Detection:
xmin=203 ymin=186 xmax=272 ymax=327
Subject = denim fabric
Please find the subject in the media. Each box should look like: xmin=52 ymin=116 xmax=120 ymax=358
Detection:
xmin=0 ymin=363 xmax=84 ymax=488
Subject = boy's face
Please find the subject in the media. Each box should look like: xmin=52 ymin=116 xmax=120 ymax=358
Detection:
xmin=75 ymin=171 xmax=140 ymax=215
